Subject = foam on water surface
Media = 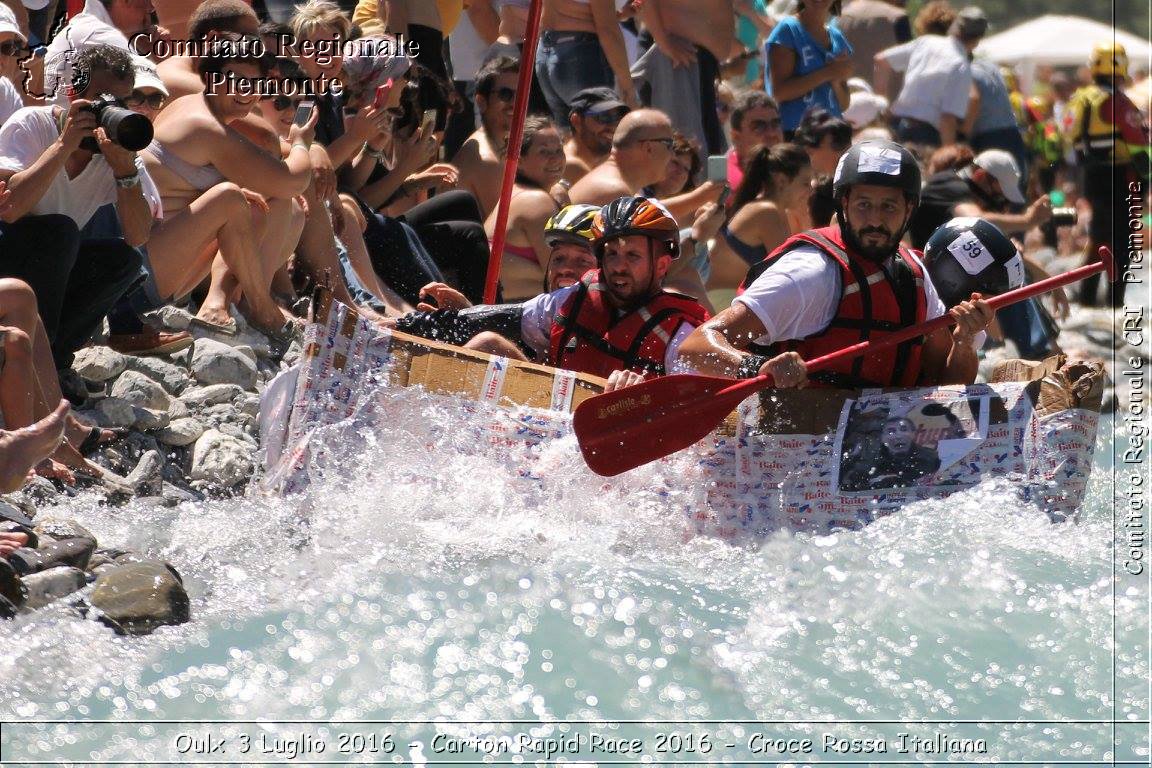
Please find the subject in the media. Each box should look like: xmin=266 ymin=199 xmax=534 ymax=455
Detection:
xmin=0 ymin=389 xmax=1144 ymax=765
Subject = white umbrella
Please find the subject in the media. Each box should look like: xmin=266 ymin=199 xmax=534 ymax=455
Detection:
xmin=976 ymin=15 xmax=1152 ymax=91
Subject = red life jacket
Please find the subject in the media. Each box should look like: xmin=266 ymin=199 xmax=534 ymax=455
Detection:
xmin=549 ymin=270 xmax=710 ymax=379
xmin=738 ymin=225 xmax=927 ymax=389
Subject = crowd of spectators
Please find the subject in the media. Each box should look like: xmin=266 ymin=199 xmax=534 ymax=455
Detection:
xmin=0 ymin=0 xmax=1147 ymax=495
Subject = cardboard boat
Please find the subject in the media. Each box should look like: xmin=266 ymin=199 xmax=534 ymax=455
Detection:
xmin=259 ymin=292 xmax=1105 ymax=535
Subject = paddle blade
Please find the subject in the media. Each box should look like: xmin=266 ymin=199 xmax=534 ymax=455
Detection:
xmin=573 ymin=374 xmax=763 ymax=476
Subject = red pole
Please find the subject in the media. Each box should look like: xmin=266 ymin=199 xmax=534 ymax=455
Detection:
xmin=482 ymin=0 xmax=545 ymax=304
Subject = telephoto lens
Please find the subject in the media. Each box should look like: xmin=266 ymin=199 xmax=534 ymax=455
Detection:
xmin=83 ymin=93 xmax=154 ymax=152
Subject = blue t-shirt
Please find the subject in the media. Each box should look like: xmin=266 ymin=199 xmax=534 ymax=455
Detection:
xmin=764 ymin=16 xmax=852 ymax=131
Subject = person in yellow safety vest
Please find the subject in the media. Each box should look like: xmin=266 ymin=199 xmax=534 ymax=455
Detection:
xmin=1024 ymin=95 xmax=1063 ymax=193
xmin=1000 ymin=65 xmax=1028 ymax=129
xmin=1062 ymin=42 xmax=1151 ymax=307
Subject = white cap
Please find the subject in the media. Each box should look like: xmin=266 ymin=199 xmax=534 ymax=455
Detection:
xmin=22 ymin=0 xmax=51 ymax=12
xmin=132 ymin=54 xmax=168 ymax=96
xmin=0 ymin=4 xmax=25 ymax=39
xmin=844 ymin=91 xmax=888 ymax=128
xmin=972 ymin=149 xmax=1025 ymax=204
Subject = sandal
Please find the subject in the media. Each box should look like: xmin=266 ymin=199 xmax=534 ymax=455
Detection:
xmin=189 ymin=315 xmax=239 ymax=336
xmin=76 ymin=426 xmax=125 ymax=457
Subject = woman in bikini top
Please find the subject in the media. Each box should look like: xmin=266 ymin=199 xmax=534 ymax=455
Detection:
xmin=707 ymin=143 xmax=813 ymax=293
xmin=483 ymin=116 xmax=567 ymax=301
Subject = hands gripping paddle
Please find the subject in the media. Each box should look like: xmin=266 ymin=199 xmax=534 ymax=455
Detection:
xmin=574 ymin=247 xmax=1115 ymax=476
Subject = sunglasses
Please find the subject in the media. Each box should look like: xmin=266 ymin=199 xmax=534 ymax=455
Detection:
xmin=262 ymin=94 xmax=303 ymax=111
xmin=640 ymin=137 xmax=674 ymax=149
xmin=589 ymin=110 xmax=626 ymax=126
xmin=748 ymin=117 xmax=782 ymax=133
xmin=124 ymin=91 xmax=166 ymax=109
xmin=491 ymin=86 xmax=516 ymax=103
xmin=0 ymin=41 xmax=27 ymax=57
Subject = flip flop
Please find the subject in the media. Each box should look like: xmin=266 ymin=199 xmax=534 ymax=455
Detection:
xmin=189 ymin=316 xmax=239 ymax=336
xmin=76 ymin=426 xmax=125 ymax=457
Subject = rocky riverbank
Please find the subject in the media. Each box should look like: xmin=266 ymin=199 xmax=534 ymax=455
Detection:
xmin=0 ymin=306 xmax=302 ymax=633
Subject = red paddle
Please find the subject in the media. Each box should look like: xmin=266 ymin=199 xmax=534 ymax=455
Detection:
xmin=574 ymin=247 xmax=1116 ymax=476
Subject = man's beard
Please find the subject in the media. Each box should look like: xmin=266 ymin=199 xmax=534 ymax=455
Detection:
xmin=854 ymin=225 xmax=900 ymax=261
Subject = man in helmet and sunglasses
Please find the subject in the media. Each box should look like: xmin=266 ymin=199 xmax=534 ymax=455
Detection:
xmin=1063 ymin=42 xmax=1150 ymax=307
xmin=394 ymin=197 xmax=710 ymax=390
xmin=679 ymin=139 xmax=994 ymax=389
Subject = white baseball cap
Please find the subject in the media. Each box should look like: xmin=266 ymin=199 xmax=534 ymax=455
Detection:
xmin=132 ymin=54 xmax=168 ymax=96
xmin=972 ymin=149 xmax=1025 ymax=204
xmin=0 ymin=4 xmax=25 ymax=39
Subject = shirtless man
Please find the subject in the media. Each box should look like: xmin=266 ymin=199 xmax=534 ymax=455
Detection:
xmin=449 ymin=55 xmax=517 ymax=218
xmin=561 ymin=87 xmax=629 ymax=187
xmin=567 ymin=109 xmax=675 ymax=207
xmin=156 ymin=0 xmax=260 ymax=99
xmin=637 ymin=0 xmax=736 ymax=153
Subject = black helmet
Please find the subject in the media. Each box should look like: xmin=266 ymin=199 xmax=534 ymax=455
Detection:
xmin=592 ymin=196 xmax=681 ymax=259
xmin=833 ymin=139 xmax=922 ymax=261
xmin=832 ymin=139 xmax=922 ymax=205
xmin=923 ymin=217 xmax=1025 ymax=307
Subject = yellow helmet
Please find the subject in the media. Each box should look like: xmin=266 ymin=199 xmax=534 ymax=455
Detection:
xmin=1090 ymin=42 xmax=1128 ymax=80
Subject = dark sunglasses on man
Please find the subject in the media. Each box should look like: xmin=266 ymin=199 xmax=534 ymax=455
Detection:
xmin=124 ymin=91 xmax=166 ymax=109
xmin=585 ymin=109 xmax=626 ymax=126
xmin=0 ymin=40 xmax=28 ymax=57
xmin=261 ymin=94 xmax=302 ymax=111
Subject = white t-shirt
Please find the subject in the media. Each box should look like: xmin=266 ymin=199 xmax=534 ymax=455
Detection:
xmin=519 ymin=283 xmax=698 ymax=374
xmin=879 ymin=35 xmax=972 ymax=124
xmin=0 ymin=106 xmax=162 ymax=227
xmin=733 ymin=245 xmax=984 ymax=349
xmin=0 ymin=78 xmax=24 ymax=126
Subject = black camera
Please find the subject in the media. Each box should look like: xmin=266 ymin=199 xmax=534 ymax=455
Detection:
xmin=1050 ymin=206 xmax=1077 ymax=227
xmin=79 ymin=93 xmax=154 ymax=153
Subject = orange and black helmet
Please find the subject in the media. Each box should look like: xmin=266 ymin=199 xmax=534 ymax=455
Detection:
xmin=592 ymin=196 xmax=681 ymax=259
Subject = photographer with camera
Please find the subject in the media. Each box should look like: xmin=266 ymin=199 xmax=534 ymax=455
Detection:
xmin=909 ymin=148 xmax=1065 ymax=360
xmin=0 ymin=44 xmax=160 ymax=381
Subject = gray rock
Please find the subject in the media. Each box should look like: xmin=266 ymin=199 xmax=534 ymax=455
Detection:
xmin=144 ymin=305 xmax=194 ymax=331
xmin=125 ymin=449 xmax=164 ymax=496
xmin=167 ymin=399 xmax=190 ymax=420
xmin=95 ymin=397 xmax=136 ymax=428
xmin=190 ymin=338 xmax=257 ymax=389
xmin=88 ymin=560 xmax=190 ymax=635
xmin=156 ymin=418 xmax=206 ymax=447
xmin=21 ymin=567 xmax=87 ymax=610
xmin=237 ymin=394 xmax=262 ymax=418
xmin=130 ymin=406 xmax=170 ymax=432
xmin=124 ymin=356 xmax=191 ymax=395
xmin=179 ymin=383 xmax=243 ymax=409
xmin=73 ymin=347 xmax=127 ymax=382
xmin=32 ymin=519 xmax=96 ymax=550
xmin=190 ymin=428 xmax=254 ymax=487
xmin=110 ymin=370 xmax=172 ymax=411
xmin=233 ymin=345 xmax=258 ymax=363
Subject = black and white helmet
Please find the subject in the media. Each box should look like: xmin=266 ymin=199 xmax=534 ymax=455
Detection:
xmin=832 ymin=139 xmax=922 ymax=206
xmin=923 ymin=217 xmax=1025 ymax=307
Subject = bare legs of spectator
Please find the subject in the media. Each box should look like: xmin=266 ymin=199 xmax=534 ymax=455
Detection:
xmin=0 ymin=279 xmax=108 ymax=478
xmin=337 ymin=194 xmax=412 ymax=316
xmin=146 ymin=182 xmax=289 ymax=335
xmin=0 ymin=399 xmax=68 ymax=493
xmin=294 ymin=181 xmax=389 ymax=326
xmin=197 ymin=195 xmax=305 ymax=329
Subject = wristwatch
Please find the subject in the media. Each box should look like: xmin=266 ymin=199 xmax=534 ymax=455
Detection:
xmin=115 ymin=172 xmax=141 ymax=189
